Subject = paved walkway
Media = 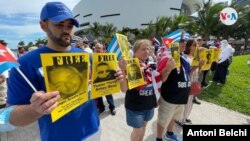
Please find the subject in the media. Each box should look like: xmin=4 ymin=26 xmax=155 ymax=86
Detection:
xmin=1 ymin=93 xmax=250 ymax=141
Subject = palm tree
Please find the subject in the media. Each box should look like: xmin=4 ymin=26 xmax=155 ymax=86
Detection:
xmin=154 ymin=16 xmax=172 ymax=38
xmin=89 ymin=22 xmax=102 ymax=38
xmin=119 ymin=27 xmax=138 ymax=43
xmin=136 ymin=21 xmax=155 ymax=40
xmin=35 ymin=38 xmax=47 ymax=46
xmin=100 ymin=23 xmax=117 ymax=45
xmin=230 ymin=2 xmax=250 ymax=46
xmin=18 ymin=41 xmax=25 ymax=47
xmin=27 ymin=42 xmax=34 ymax=47
xmin=136 ymin=16 xmax=173 ymax=40
xmin=171 ymin=13 xmax=195 ymax=35
xmin=193 ymin=0 xmax=224 ymax=40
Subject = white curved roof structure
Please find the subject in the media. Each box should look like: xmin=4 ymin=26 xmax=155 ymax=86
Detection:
xmin=72 ymin=0 xmax=202 ymax=32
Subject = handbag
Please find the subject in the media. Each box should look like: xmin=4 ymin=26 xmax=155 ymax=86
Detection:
xmin=190 ymin=69 xmax=201 ymax=95
xmin=190 ymin=82 xmax=201 ymax=95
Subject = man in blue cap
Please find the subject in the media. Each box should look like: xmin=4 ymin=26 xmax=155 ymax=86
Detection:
xmin=6 ymin=2 xmax=127 ymax=141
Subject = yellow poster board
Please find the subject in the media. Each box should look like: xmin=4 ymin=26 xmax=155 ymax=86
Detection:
xmin=170 ymin=43 xmax=181 ymax=68
xmin=126 ymin=58 xmax=145 ymax=90
xmin=91 ymin=53 xmax=120 ymax=99
xmin=201 ymin=49 xmax=214 ymax=70
xmin=213 ymin=48 xmax=221 ymax=62
xmin=41 ymin=53 xmax=89 ymax=122
xmin=191 ymin=47 xmax=199 ymax=67
xmin=116 ymin=33 xmax=130 ymax=59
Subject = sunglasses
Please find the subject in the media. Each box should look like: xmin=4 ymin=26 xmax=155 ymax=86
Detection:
xmin=98 ymin=70 xmax=110 ymax=74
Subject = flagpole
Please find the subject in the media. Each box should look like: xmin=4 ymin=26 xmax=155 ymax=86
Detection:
xmin=15 ymin=68 xmax=37 ymax=92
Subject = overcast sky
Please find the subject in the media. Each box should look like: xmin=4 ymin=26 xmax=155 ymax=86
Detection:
xmin=0 ymin=0 xmax=229 ymax=49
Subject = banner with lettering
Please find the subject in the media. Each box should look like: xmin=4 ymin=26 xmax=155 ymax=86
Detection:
xmin=41 ymin=53 xmax=89 ymax=122
xmin=126 ymin=58 xmax=145 ymax=90
xmin=91 ymin=53 xmax=120 ymax=99
xmin=170 ymin=43 xmax=181 ymax=68
xmin=201 ymin=49 xmax=214 ymax=70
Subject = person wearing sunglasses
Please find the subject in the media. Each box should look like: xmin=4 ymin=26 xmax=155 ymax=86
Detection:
xmin=94 ymin=62 xmax=116 ymax=83
xmin=93 ymin=43 xmax=117 ymax=115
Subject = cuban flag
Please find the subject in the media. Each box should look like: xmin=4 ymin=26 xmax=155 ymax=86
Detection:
xmin=184 ymin=32 xmax=190 ymax=41
xmin=164 ymin=29 xmax=190 ymax=42
xmin=0 ymin=44 xmax=20 ymax=74
xmin=162 ymin=38 xmax=174 ymax=48
xmin=107 ymin=36 xmax=122 ymax=59
xmin=164 ymin=29 xmax=182 ymax=42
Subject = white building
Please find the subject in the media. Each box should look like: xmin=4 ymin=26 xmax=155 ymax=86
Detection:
xmin=73 ymin=0 xmax=202 ymax=33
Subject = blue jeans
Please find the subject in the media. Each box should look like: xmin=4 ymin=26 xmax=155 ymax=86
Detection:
xmin=126 ymin=108 xmax=154 ymax=128
xmin=96 ymin=95 xmax=115 ymax=111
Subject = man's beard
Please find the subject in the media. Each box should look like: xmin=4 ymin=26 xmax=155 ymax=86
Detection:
xmin=47 ymin=28 xmax=72 ymax=47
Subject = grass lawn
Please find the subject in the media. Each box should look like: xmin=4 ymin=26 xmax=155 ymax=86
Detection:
xmin=198 ymin=54 xmax=250 ymax=116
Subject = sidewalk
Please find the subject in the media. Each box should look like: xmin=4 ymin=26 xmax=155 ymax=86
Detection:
xmin=1 ymin=93 xmax=250 ymax=141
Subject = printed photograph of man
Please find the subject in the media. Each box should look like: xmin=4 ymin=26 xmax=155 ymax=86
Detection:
xmin=170 ymin=44 xmax=180 ymax=63
xmin=127 ymin=63 xmax=142 ymax=81
xmin=46 ymin=63 xmax=87 ymax=100
xmin=206 ymin=52 xmax=212 ymax=64
xmin=93 ymin=62 xmax=116 ymax=83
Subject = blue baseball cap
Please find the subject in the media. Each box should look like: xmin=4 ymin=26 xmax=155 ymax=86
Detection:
xmin=40 ymin=2 xmax=79 ymax=27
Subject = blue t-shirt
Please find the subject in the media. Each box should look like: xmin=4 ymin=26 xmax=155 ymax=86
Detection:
xmin=7 ymin=46 xmax=99 ymax=141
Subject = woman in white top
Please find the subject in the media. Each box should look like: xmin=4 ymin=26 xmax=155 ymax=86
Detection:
xmin=212 ymin=40 xmax=233 ymax=84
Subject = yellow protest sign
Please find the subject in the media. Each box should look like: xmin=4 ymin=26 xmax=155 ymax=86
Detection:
xmin=91 ymin=53 xmax=120 ymax=99
xmin=126 ymin=58 xmax=145 ymax=90
xmin=191 ymin=46 xmax=199 ymax=67
xmin=213 ymin=48 xmax=221 ymax=62
xmin=201 ymin=49 xmax=214 ymax=70
xmin=116 ymin=33 xmax=130 ymax=59
xmin=170 ymin=43 xmax=181 ymax=68
xmin=41 ymin=53 xmax=89 ymax=122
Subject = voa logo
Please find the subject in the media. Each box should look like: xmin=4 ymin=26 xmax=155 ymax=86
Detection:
xmin=220 ymin=7 xmax=238 ymax=26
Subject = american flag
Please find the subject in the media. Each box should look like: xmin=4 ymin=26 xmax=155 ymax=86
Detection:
xmin=136 ymin=62 xmax=162 ymax=101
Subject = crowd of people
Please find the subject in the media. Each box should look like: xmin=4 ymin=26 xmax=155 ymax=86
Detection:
xmin=0 ymin=1 xmax=240 ymax=141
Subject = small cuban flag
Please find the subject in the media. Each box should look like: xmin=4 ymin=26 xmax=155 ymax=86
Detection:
xmin=164 ymin=29 xmax=190 ymax=43
xmin=162 ymin=38 xmax=174 ymax=48
xmin=107 ymin=33 xmax=130 ymax=59
xmin=0 ymin=43 xmax=20 ymax=74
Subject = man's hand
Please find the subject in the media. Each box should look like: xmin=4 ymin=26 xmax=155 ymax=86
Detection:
xmin=29 ymin=91 xmax=60 ymax=115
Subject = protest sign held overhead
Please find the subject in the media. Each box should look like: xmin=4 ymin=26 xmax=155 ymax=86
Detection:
xmin=107 ymin=33 xmax=130 ymax=59
xmin=170 ymin=43 xmax=181 ymax=68
xmin=91 ymin=53 xmax=120 ymax=99
xmin=41 ymin=53 xmax=89 ymax=122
